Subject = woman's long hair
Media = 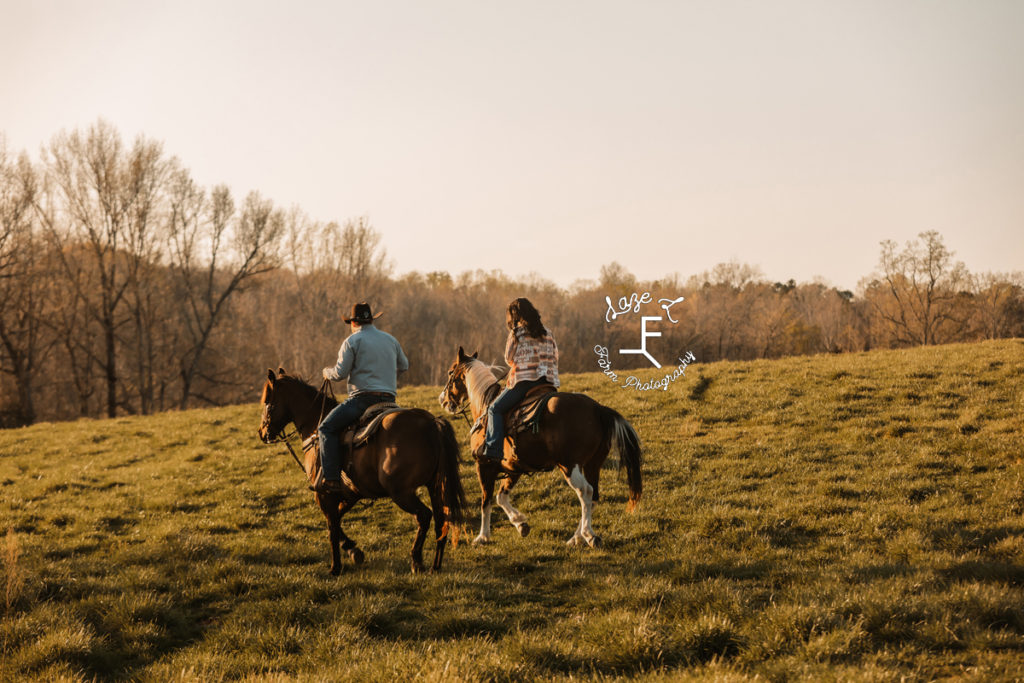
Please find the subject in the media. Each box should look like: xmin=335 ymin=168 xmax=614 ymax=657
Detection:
xmin=508 ymin=297 xmax=546 ymax=340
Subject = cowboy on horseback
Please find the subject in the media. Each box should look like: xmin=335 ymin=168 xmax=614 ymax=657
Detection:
xmin=481 ymin=297 xmax=559 ymax=465
xmin=318 ymin=302 xmax=409 ymax=495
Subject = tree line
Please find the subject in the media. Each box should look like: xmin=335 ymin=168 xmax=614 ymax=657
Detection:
xmin=1 ymin=122 xmax=1022 ymax=426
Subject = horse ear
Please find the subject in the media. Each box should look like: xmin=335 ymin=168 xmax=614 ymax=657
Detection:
xmin=457 ymin=346 xmax=467 ymax=360
xmin=471 ymin=351 xmax=478 ymax=359
xmin=267 ymin=368 xmax=276 ymax=383
xmin=277 ymin=367 xmax=286 ymax=377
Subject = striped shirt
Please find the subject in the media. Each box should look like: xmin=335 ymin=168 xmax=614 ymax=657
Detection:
xmin=505 ymin=324 xmax=559 ymax=388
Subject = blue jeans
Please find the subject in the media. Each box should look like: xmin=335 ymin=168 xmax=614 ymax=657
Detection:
xmin=484 ymin=378 xmax=547 ymax=461
xmin=318 ymin=393 xmax=391 ymax=481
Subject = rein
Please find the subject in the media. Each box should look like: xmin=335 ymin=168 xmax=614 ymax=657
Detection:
xmin=317 ymin=378 xmax=335 ymax=424
xmin=455 ymin=403 xmax=472 ymax=429
xmin=265 ymin=377 xmax=338 ymax=476
xmin=443 ymin=362 xmax=479 ymax=428
xmin=280 ymin=431 xmax=306 ymax=473
xmin=260 ymin=419 xmax=306 ymax=474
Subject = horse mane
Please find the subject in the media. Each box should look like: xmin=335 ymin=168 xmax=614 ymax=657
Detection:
xmin=464 ymin=360 xmax=500 ymax=413
xmin=275 ymin=373 xmax=336 ymax=409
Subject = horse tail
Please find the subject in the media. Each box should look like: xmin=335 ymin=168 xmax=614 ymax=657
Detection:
xmin=434 ymin=417 xmax=467 ymax=527
xmin=600 ymin=406 xmax=643 ymax=512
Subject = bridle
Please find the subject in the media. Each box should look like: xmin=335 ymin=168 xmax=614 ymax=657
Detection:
xmin=441 ymin=364 xmax=473 ymax=429
xmin=259 ymin=377 xmax=337 ymax=474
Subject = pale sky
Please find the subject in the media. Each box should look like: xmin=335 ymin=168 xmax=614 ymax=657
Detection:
xmin=2 ymin=1 xmax=1022 ymax=290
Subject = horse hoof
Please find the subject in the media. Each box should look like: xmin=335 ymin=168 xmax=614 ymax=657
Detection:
xmin=518 ymin=523 xmax=531 ymax=538
xmin=329 ymin=566 xmax=341 ymax=576
xmin=348 ymin=548 xmax=365 ymax=565
xmin=472 ymin=535 xmax=491 ymax=546
xmin=588 ymin=535 xmax=602 ymax=548
xmin=411 ymin=562 xmax=425 ymax=574
xmin=565 ymin=535 xmax=583 ymax=547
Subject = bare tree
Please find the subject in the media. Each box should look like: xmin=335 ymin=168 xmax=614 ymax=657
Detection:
xmin=40 ymin=121 xmax=168 ymax=417
xmin=338 ymin=217 xmax=392 ymax=298
xmin=862 ymin=231 xmax=969 ymax=346
xmin=599 ymin=261 xmax=637 ymax=293
xmin=121 ymin=139 xmax=172 ymax=413
xmin=686 ymin=263 xmax=763 ymax=360
xmin=748 ymin=282 xmax=795 ymax=358
xmin=790 ymin=281 xmax=867 ymax=353
xmin=969 ymin=271 xmax=1024 ymax=340
xmin=168 ymin=180 xmax=283 ymax=408
xmin=0 ymin=140 xmax=34 ymax=276
xmin=0 ymin=142 xmax=45 ymax=424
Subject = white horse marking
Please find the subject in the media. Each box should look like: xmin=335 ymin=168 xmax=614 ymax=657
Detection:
xmin=460 ymin=360 xmax=534 ymax=541
xmin=474 ymin=497 xmax=493 ymax=545
xmin=562 ymin=464 xmax=598 ymax=547
xmin=496 ymin=486 xmax=527 ymax=528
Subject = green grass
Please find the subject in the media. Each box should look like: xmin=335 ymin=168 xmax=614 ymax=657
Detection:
xmin=1 ymin=339 xmax=1023 ymax=681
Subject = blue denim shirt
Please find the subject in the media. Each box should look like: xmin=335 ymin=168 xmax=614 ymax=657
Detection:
xmin=323 ymin=324 xmax=409 ymax=395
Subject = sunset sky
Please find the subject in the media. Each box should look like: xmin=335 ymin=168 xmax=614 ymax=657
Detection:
xmin=2 ymin=0 xmax=1022 ymax=290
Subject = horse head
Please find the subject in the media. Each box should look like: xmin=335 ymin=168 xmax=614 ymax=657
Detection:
xmin=438 ymin=346 xmax=477 ymax=413
xmin=258 ymin=367 xmax=293 ymax=443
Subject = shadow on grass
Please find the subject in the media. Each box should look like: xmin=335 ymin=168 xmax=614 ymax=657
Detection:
xmin=65 ymin=597 xmax=229 ymax=681
xmin=360 ymin=606 xmax=511 ymax=642
xmin=848 ymin=562 xmax=915 ymax=582
xmin=926 ymin=522 xmax=1024 ymax=554
xmin=518 ymin=617 xmax=743 ymax=676
xmin=939 ymin=560 xmax=1024 ymax=586
xmin=689 ymin=374 xmax=712 ymax=401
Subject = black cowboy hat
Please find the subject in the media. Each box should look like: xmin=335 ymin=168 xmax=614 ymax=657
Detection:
xmin=343 ymin=302 xmax=383 ymax=324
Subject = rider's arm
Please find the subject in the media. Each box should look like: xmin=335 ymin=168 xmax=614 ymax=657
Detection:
xmin=503 ymin=329 xmax=517 ymax=367
xmin=396 ymin=341 xmax=409 ymax=375
xmin=323 ymin=338 xmax=355 ymax=381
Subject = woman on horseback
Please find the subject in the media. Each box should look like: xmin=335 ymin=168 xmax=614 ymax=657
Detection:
xmin=481 ymin=297 xmax=559 ymax=464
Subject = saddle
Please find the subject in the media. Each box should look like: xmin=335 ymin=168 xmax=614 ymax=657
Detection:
xmin=473 ymin=383 xmax=558 ymax=474
xmin=301 ymin=401 xmax=402 ymax=495
xmin=504 ymin=383 xmax=558 ymax=437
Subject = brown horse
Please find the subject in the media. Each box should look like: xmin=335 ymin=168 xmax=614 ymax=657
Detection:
xmin=439 ymin=347 xmax=642 ymax=547
xmin=258 ymin=369 xmax=466 ymax=574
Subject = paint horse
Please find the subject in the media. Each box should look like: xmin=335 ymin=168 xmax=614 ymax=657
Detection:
xmin=439 ymin=347 xmax=642 ymax=547
xmin=259 ymin=369 xmax=466 ymax=574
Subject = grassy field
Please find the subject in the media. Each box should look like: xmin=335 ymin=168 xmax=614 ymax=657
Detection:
xmin=1 ymin=339 xmax=1023 ymax=681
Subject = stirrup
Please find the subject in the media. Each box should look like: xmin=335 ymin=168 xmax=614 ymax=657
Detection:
xmin=471 ymin=443 xmax=488 ymax=461
xmin=484 ymin=454 xmax=513 ymax=477
xmin=313 ymin=479 xmax=347 ymax=495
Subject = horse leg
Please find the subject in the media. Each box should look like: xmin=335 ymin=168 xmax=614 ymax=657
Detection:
xmin=560 ymin=464 xmax=600 ymax=548
xmin=427 ymin=486 xmax=448 ymax=572
xmin=495 ymin=474 xmax=530 ymax=537
xmin=317 ymin=493 xmax=360 ymax=575
xmin=474 ymin=461 xmax=499 ymax=545
xmin=336 ymin=498 xmax=364 ymax=565
xmin=392 ymin=492 xmax=432 ymax=573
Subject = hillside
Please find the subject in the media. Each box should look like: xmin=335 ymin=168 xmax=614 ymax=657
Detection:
xmin=1 ymin=340 xmax=1023 ymax=681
